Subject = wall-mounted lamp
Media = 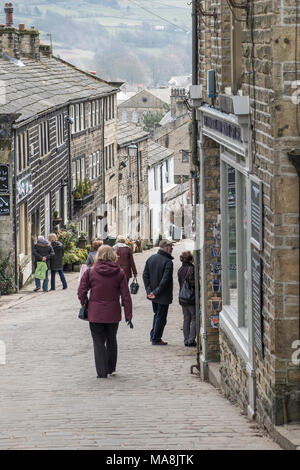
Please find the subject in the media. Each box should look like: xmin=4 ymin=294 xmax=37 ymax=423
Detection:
xmin=128 ymin=142 xmax=138 ymax=158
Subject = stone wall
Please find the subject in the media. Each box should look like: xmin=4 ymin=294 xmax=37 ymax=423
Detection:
xmin=197 ymin=0 xmax=300 ymax=425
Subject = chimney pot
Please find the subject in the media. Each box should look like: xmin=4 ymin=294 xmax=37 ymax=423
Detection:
xmin=4 ymin=2 xmax=14 ymax=27
xmin=18 ymin=24 xmax=25 ymax=31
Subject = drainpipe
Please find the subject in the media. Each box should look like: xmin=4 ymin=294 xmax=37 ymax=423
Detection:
xmin=66 ymin=110 xmax=73 ymax=222
xmin=190 ymin=0 xmax=202 ymax=377
xmin=102 ymin=98 xmax=106 ymax=238
xmin=12 ymin=125 xmax=18 ymax=292
xmin=160 ymin=162 xmax=163 ymax=237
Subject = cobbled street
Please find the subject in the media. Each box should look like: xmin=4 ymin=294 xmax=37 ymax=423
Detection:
xmin=0 ymin=242 xmax=280 ymax=450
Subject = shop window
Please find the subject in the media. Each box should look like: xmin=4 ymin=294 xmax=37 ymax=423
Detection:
xmin=221 ymin=161 xmax=248 ymax=330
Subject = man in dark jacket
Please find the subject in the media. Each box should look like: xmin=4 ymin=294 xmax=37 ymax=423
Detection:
xmin=33 ymin=236 xmax=55 ymax=292
xmin=143 ymin=239 xmax=174 ymax=345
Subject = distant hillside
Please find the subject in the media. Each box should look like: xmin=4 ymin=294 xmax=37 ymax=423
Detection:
xmin=12 ymin=0 xmax=192 ymax=86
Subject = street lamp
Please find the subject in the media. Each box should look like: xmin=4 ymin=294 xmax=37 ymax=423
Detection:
xmin=128 ymin=142 xmax=138 ymax=158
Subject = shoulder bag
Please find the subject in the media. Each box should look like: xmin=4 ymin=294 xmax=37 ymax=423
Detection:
xmin=78 ymin=268 xmax=91 ymax=321
xmin=130 ymin=277 xmax=139 ymax=295
xmin=179 ymin=267 xmax=195 ymax=304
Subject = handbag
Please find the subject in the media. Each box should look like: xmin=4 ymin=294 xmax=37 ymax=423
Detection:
xmin=78 ymin=268 xmax=90 ymax=321
xmin=130 ymin=277 xmax=139 ymax=295
xmin=179 ymin=267 xmax=195 ymax=304
xmin=34 ymin=261 xmax=48 ymax=280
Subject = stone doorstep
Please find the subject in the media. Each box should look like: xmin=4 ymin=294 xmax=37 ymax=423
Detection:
xmin=206 ymin=361 xmax=300 ymax=451
xmin=271 ymin=424 xmax=300 ymax=451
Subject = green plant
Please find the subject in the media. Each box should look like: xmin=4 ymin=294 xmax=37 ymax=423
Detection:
xmin=58 ymin=231 xmax=76 ymax=252
xmin=0 ymin=252 xmax=14 ymax=294
xmin=73 ymin=179 xmax=92 ymax=199
xmin=76 ymin=248 xmax=88 ymax=263
xmin=79 ymin=231 xmax=88 ymax=240
xmin=83 ymin=180 xmax=92 ymax=196
xmin=63 ymin=250 xmax=79 ymax=265
xmin=86 ymin=244 xmax=91 ymax=252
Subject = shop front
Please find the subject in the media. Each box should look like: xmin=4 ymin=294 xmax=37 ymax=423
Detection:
xmin=197 ymin=98 xmax=260 ymax=418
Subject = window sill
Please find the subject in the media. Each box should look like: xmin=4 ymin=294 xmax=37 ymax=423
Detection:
xmin=71 ymin=129 xmax=87 ymax=138
xmin=219 ymin=305 xmax=249 ymax=363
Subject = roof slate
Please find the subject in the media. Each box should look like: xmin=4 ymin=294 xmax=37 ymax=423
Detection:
xmin=117 ymin=121 xmax=149 ymax=147
xmin=148 ymin=140 xmax=173 ymax=167
xmin=0 ymin=54 xmax=117 ymax=124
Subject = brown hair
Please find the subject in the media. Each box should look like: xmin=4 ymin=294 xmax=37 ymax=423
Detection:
xmin=180 ymin=251 xmax=194 ymax=263
xmin=92 ymin=240 xmax=103 ymax=251
xmin=95 ymin=245 xmax=117 ymax=263
xmin=48 ymin=233 xmax=57 ymax=243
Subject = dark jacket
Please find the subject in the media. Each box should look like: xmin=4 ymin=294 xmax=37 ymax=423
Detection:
xmin=33 ymin=243 xmax=55 ymax=270
xmin=50 ymin=241 xmax=64 ymax=271
xmin=143 ymin=249 xmax=174 ymax=305
xmin=77 ymin=261 xmax=132 ymax=323
xmin=178 ymin=262 xmax=195 ymax=306
xmin=115 ymin=245 xmax=137 ymax=280
xmin=86 ymin=250 xmax=97 ymax=267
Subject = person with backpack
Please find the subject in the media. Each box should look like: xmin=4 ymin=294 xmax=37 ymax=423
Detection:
xmin=177 ymin=251 xmax=196 ymax=347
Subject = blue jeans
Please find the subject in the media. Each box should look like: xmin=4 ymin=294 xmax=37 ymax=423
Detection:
xmin=150 ymin=302 xmax=169 ymax=343
xmin=35 ymin=270 xmax=49 ymax=292
xmin=51 ymin=270 xmax=67 ymax=290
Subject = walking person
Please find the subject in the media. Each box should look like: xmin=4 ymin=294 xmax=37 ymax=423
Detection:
xmin=143 ymin=239 xmax=174 ymax=345
xmin=86 ymin=240 xmax=103 ymax=267
xmin=33 ymin=236 xmax=55 ymax=292
xmin=78 ymin=245 xmax=132 ymax=378
xmin=113 ymin=235 xmax=137 ymax=283
xmin=48 ymin=233 xmax=68 ymax=291
xmin=178 ymin=251 xmax=196 ymax=347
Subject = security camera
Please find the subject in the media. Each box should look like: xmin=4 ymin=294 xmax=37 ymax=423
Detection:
xmin=66 ymin=116 xmax=74 ymax=125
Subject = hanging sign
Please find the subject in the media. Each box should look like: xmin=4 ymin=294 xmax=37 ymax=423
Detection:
xmin=250 ymin=176 xmax=262 ymax=250
xmin=252 ymin=247 xmax=264 ymax=358
xmin=0 ymin=195 xmax=10 ymax=216
xmin=0 ymin=165 xmax=9 ymax=193
xmin=17 ymin=174 xmax=33 ymax=203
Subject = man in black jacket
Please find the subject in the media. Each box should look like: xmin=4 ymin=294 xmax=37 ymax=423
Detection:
xmin=143 ymin=240 xmax=174 ymax=345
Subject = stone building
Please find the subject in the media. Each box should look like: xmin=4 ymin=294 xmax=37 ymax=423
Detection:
xmin=117 ymin=122 xmax=150 ymax=241
xmin=191 ymin=0 xmax=300 ymax=427
xmin=118 ymin=88 xmax=169 ymax=126
xmin=154 ymin=88 xmax=191 ymax=184
xmin=0 ymin=3 xmax=117 ymax=288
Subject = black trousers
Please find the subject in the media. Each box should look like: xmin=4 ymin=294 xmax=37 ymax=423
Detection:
xmin=89 ymin=322 xmax=119 ymax=378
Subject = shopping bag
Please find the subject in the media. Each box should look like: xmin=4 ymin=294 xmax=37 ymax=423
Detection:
xmin=130 ymin=278 xmax=139 ymax=295
xmin=78 ymin=263 xmax=89 ymax=284
xmin=34 ymin=261 xmax=48 ymax=280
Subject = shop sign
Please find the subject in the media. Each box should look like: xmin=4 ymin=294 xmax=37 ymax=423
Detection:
xmin=0 ymin=195 xmax=10 ymax=216
xmin=252 ymin=248 xmax=264 ymax=358
xmin=250 ymin=177 xmax=262 ymax=250
xmin=17 ymin=174 xmax=33 ymax=203
xmin=203 ymin=115 xmax=242 ymax=143
xmin=0 ymin=165 xmax=9 ymax=193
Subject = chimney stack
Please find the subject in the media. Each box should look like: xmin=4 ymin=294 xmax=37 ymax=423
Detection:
xmin=170 ymin=87 xmax=187 ymax=119
xmin=4 ymin=2 xmax=13 ymax=27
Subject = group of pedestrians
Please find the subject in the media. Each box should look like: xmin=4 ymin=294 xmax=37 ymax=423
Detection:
xmin=77 ymin=236 xmax=196 ymax=379
xmin=33 ymin=234 xmax=67 ymax=292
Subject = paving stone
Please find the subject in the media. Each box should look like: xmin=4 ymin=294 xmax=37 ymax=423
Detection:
xmin=0 ymin=242 xmax=280 ymax=450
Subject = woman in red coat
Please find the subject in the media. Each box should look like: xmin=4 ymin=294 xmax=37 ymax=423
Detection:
xmin=78 ymin=245 xmax=132 ymax=378
xmin=113 ymin=236 xmax=137 ymax=282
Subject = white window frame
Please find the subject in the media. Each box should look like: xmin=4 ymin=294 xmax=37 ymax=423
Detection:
xmin=89 ymin=154 xmax=93 ymax=180
xmin=220 ymin=150 xmax=250 ymax=362
xmin=39 ymin=121 xmax=50 ymax=157
xmin=56 ymin=114 xmax=64 ymax=147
